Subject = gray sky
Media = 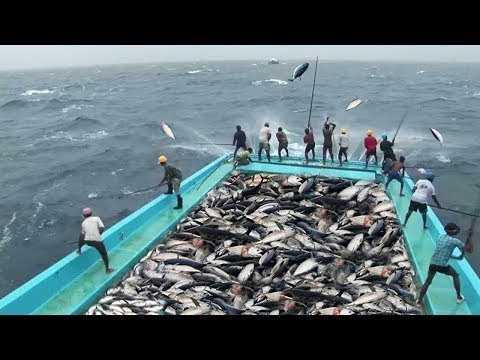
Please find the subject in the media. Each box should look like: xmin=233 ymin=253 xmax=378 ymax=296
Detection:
xmin=0 ymin=45 xmax=479 ymax=70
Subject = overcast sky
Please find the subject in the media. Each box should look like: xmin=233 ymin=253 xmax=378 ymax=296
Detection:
xmin=0 ymin=45 xmax=479 ymax=70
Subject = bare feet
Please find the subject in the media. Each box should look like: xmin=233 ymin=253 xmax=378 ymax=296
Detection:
xmin=416 ymin=299 xmax=422 ymax=306
xmin=423 ymin=226 xmax=428 ymax=230
xmin=76 ymin=249 xmax=81 ymax=255
xmin=400 ymin=193 xmax=405 ymax=197
xmin=106 ymin=268 xmax=115 ymax=274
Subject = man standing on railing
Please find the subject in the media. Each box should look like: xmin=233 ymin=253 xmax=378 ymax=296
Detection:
xmin=303 ymin=125 xmax=315 ymax=163
xmin=322 ymin=117 xmax=336 ymax=165
xmin=232 ymin=125 xmax=247 ymax=159
xmin=338 ymin=128 xmax=349 ymax=167
xmin=77 ymin=207 xmax=114 ymax=274
xmin=158 ymin=155 xmax=183 ymax=209
xmin=403 ymin=171 xmax=441 ymax=229
xmin=364 ymin=130 xmax=378 ymax=169
xmin=276 ymin=127 xmax=289 ymax=162
xmin=416 ymin=222 xmax=474 ymax=306
xmin=258 ymin=122 xmax=271 ymax=162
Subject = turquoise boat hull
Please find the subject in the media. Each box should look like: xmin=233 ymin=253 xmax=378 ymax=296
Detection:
xmin=0 ymin=154 xmax=479 ymax=315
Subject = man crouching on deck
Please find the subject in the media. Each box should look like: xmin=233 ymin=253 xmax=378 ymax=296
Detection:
xmin=158 ymin=155 xmax=183 ymax=209
xmin=77 ymin=207 xmax=114 ymax=274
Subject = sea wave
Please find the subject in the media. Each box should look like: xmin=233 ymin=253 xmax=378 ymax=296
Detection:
xmin=21 ymin=89 xmax=56 ymax=96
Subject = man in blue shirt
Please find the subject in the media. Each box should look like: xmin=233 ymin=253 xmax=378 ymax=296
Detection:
xmin=416 ymin=222 xmax=474 ymax=306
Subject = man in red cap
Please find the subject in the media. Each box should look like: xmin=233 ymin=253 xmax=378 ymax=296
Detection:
xmin=77 ymin=207 xmax=114 ymax=274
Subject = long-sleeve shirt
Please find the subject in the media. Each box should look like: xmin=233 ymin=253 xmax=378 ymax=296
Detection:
xmin=364 ymin=135 xmax=377 ymax=152
xmin=233 ymin=130 xmax=247 ymax=146
xmin=380 ymin=139 xmax=395 ymax=158
xmin=162 ymin=163 xmax=182 ymax=183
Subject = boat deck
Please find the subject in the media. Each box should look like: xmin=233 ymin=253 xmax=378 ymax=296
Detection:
xmin=2 ymin=154 xmax=480 ymax=315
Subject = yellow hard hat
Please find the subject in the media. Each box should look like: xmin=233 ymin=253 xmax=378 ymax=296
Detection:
xmin=341 ymin=128 xmax=347 ymax=134
xmin=158 ymin=155 xmax=167 ymax=164
xmin=367 ymin=130 xmax=373 ymax=135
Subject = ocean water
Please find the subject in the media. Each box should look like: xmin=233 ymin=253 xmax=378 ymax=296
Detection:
xmin=1 ymin=60 xmax=480 ymax=297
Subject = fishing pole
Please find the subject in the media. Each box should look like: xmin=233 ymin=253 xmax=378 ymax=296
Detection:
xmin=392 ymin=108 xmax=410 ymax=142
xmin=427 ymin=204 xmax=480 ymax=219
xmin=118 ymin=184 xmax=164 ymax=198
xmin=306 ymin=56 xmax=319 ymax=129
xmin=193 ymin=143 xmax=233 ymax=146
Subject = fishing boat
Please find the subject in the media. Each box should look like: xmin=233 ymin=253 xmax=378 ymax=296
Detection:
xmin=0 ymin=154 xmax=479 ymax=315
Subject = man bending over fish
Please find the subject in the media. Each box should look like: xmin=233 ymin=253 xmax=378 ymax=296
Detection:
xmin=158 ymin=155 xmax=183 ymax=209
xmin=385 ymin=156 xmax=406 ymax=197
xmin=416 ymin=222 xmax=474 ymax=306
xmin=235 ymin=147 xmax=253 ymax=166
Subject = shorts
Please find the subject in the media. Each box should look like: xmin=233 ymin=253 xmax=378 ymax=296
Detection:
xmin=170 ymin=178 xmax=182 ymax=194
xmin=366 ymin=150 xmax=377 ymax=156
xmin=428 ymin=264 xmax=458 ymax=276
xmin=278 ymin=142 xmax=288 ymax=150
xmin=387 ymin=170 xmax=402 ymax=182
xmin=305 ymin=143 xmax=315 ymax=152
xmin=236 ymin=158 xmax=250 ymax=165
xmin=259 ymin=143 xmax=270 ymax=151
xmin=409 ymin=200 xmax=427 ymax=213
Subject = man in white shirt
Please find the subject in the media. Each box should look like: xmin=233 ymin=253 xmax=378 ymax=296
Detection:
xmin=77 ymin=207 xmax=114 ymax=274
xmin=338 ymin=128 xmax=349 ymax=167
xmin=258 ymin=122 xmax=271 ymax=162
xmin=403 ymin=172 xmax=442 ymax=230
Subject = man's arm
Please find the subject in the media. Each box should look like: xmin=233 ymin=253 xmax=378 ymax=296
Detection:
xmin=391 ymin=139 xmax=395 ymax=146
xmin=331 ymin=123 xmax=336 ymax=132
xmin=233 ymin=133 xmax=237 ymax=146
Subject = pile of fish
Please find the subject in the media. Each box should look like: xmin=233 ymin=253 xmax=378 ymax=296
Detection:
xmin=87 ymin=172 xmax=420 ymax=315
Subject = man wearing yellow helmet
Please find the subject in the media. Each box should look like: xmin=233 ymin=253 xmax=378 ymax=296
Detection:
xmin=364 ymin=130 xmax=378 ymax=169
xmin=158 ymin=155 xmax=183 ymax=209
xmin=338 ymin=128 xmax=349 ymax=167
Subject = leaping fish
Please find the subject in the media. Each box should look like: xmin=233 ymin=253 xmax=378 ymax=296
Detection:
xmin=430 ymin=128 xmax=443 ymax=145
xmin=162 ymin=121 xmax=176 ymax=140
xmin=346 ymin=98 xmax=363 ymax=111
xmin=288 ymin=63 xmax=309 ymax=82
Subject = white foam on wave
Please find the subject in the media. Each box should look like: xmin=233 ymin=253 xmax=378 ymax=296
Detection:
xmin=21 ymin=89 xmax=56 ymax=96
xmin=188 ymin=70 xmax=203 ymax=74
xmin=472 ymin=92 xmax=480 ymax=97
xmin=62 ymin=104 xmax=82 ymax=113
xmin=0 ymin=212 xmax=17 ymax=252
xmin=32 ymin=202 xmax=44 ymax=219
xmin=251 ymin=63 xmax=257 ymax=66
xmin=369 ymin=74 xmax=386 ymax=78
xmin=437 ymin=154 xmax=451 ymax=163
xmin=293 ymin=108 xmax=308 ymax=113
xmin=88 ymin=193 xmax=98 ymax=199
xmin=252 ymin=79 xmax=288 ymax=86
xmin=416 ymin=70 xmax=425 ymax=74
xmin=45 ymin=130 xmax=108 ymax=142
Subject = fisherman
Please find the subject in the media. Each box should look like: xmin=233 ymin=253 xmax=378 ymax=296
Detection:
xmin=364 ymin=130 xmax=378 ymax=168
xmin=403 ymin=171 xmax=441 ymax=229
xmin=232 ymin=125 xmax=247 ymax=159
xmin=380 ymin=133 xmax=397 ymax=172
xmin=77 ymin=208 xmax=114 ymax=274
xmin=258 ymin=122 xmax=271 ymax=162
xmin=158 ymin=155 xmax=183 ymax=209
xmin=338 ymin=128 xmax=349 ymax=167
xmin=235 ymin=147 xmax=253 ymax=166
xmin=276 ymin=127 xmax=289 ymax=162
xmin=416 ymin=222 xmax=474 ymax=306
xmin=303 ymin=124 xmax=315 ymax=163
xmin=322 ymin=117 xmax=336 ymax=165
xmin=385 ymin=156 xmax=406 ymax=197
